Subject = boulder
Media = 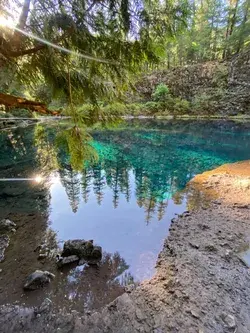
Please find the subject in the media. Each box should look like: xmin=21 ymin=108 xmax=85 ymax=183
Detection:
xmin=0 ymin=235 xmax=9 ymax=262
xmin=61 ymin=239 xmax=102 ymax=263
xmin=56 ymin=255 xmax=79 ymax=268
xmin=23 ymin=270 xmax=55 ymax=290
xmin=0 ymin=219 xmax=16 ymax=233
xmin=91 ymin=246 xmax=102 ymax=261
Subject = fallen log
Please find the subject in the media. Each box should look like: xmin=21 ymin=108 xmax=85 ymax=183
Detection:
xmin=0 ymin=93 xmax=59 ymax=116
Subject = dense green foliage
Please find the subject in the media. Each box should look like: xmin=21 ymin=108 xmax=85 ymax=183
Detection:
xmin=0 ymin=0 xmax=187 ymax=108
xmin=96 ymin=84 xmax=191 ymax=116
xmin=152 ymin=83 xmax=169 ymax=101
xmin=0 ymin=0 xmax=249 ymax=119
xmin=163 ymin=0 xmax=250 ymax=67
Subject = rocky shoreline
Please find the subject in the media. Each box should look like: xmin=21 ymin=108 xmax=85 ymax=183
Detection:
xmin=1 ymin=161 xmax=250 ymax=332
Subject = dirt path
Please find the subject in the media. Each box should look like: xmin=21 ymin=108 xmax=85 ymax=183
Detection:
xmin=1 ymin=161 xmax=250 ymax=333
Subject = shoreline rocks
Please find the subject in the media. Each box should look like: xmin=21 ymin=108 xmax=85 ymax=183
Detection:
xmin=23 ymin=270 xmax=55 ymax=290
xmin=61 ymin=239 xmax=102 ymax=265
xmin=56 ymin=255 xmax=79 ymax=268
xmin=0 ymin=219 xmax=16 ymax=233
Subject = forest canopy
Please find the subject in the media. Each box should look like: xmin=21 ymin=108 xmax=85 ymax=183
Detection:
xmin=0 ymin=0 xmax=249 ymax=110
xmin=0 ymin=0 xmax=188 ymax=105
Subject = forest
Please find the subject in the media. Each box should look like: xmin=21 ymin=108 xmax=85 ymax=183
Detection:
xmin=0 ymin=0 xmax=250 ymax=119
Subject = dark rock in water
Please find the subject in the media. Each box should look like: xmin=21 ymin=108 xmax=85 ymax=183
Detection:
xmin=0 ymin=219 xmax=16 ymax=233
xmin=61 ymin=239 xmax=102 ymax=263
xmin=57 ymin=255 xmax=79 ymax=268
xmin=62 ymin=239 xmax=93 ymax=257
xmin=23 ymin=270 xmax=55 ymax=290
xmin=0 ymin=235 xmax=9 ymax=262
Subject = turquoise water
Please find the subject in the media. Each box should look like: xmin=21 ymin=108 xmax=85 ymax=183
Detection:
xmin=0 ymin=119 xmax=250 ymax=312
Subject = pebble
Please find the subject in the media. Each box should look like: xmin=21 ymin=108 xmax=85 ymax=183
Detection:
xmin=191 ymin=310 xmax=200 ymax=318
xmin=189 ymin=241 xmax=200 ymax=249
xmin=212 ymin=200 xmax=222 ymax=205
xmin=38 ymin=254 xmax=47 ymax=260
xmin=222 ymin=314 xmax=236 ymax=328
xmin=35 ymin=298 xmax=52 ymax=315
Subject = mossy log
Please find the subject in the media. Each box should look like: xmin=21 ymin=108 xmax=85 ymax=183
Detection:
xmin=0 ymin=93 xmax=59 ymax=116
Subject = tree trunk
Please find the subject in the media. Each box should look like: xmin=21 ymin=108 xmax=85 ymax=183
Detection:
xmin=236 ymin=0 xmax=250 ymax=53
xmin=223 ymin=0 xmax=240 ymax=59
xmin=0 ymin=93 xmax=59 ymax=115
xmin=13 ymin=0 xmax=31 ymax=46
xmin=228 ymin=0 xmax=240 ymax=36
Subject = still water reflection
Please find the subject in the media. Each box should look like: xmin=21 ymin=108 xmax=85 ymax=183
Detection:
xmin=0 ymin=119 xmax=250 ymax=313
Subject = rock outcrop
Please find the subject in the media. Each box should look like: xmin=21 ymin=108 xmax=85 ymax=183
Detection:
xmin=136 ymin=49 xmax=250 ymax=115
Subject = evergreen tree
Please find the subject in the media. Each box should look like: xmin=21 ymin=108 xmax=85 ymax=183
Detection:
xmin=0 ymin=0 xmax=187 ymax=109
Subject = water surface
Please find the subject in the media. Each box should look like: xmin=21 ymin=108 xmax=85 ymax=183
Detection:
xmin=0 ymin=119 xmax=250 ymax=313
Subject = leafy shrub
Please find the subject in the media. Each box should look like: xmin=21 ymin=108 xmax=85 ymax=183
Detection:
xmin=144 ymin=101 xmax=161 ymax=114
xmin=212 ymin=64 xmax=228 ymax=88
xmin=127 ymin=103 xmax=143 ymax=116
xmin=11 ymin=108 xmax=33 ymax=118
xmin=191 ymin=89 xmax=224 ymax=114
xmin=0 ymin=111 xmax=12 ymax=118
xmin=173 ymin=98 xmax=190 ymax=115
xmin=152 ymin=83 xmax=169 ymax=102
xmin=103 ymin=103 xmax=127 ymax=115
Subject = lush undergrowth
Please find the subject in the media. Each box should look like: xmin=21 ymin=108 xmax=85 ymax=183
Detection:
xmin=0 ymin=83 xmax=244 ymax=120
xmin=67 ymin=83 xmax=230 ymax=119
xmin=0 ymin=108 xmax=35 ymax=118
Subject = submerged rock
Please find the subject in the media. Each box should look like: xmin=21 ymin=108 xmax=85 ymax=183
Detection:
xmin=56 ymin=255 xmax=79 ymax=268
xmin=23 ymin=270 xmax=55 ymax=290
xmin=61 ymin=239 xmax=102 ymax=263
xmin=0 ymin=235 xmax=9 ymax=262
xmin=0 ymin=219 xmax=16 ymax=233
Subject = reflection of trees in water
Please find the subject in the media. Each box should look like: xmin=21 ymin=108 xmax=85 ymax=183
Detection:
xmin=59 ymin=168 xmax=81 ymax=213
xmin=32 ymin=123 xmax=186 ymax=221
xmin=0 ymin=127 xmax=36 ymax=170
xmin=34 ymin=124 xmax=59 ymax=174
xmin=3 ymin=120 xmax=246 ymax=221
xmin=52 ymin=251 xmax=132 ymax=312
xmin=56 ymin=126 xmax=98 ymax=172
